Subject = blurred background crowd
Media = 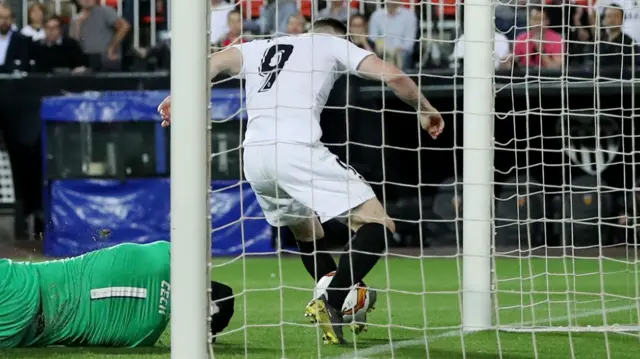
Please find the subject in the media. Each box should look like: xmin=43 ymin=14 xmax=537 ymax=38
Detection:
xmin=0 ymin=0 xmax=636 ymax=74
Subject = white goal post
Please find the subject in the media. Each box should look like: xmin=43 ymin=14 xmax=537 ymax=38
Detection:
xmin=462 ymin=0 xmax=494 ymax=332
xmin=170 ymin=0 xmax=211 ymax=358
xmin=462 ymin=0 xmax=640 ymax=338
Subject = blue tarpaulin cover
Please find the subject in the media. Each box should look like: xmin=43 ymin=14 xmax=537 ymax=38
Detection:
xmin=42 ymin=90 xmax=272 ymax=257
xmin=45 ymin=179 xmax=272 ymax=257
xmin=40 ymin=89 xmax=246 ymax=122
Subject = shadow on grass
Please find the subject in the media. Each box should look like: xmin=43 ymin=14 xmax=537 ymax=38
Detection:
xmin=351 ymin=338 xmax=395 ymax=345
xmin=212 ymin=342 xmax=278 ymax=357
xmin=0 ymin=346 xmax=170 ymax=358
xmin=331 ymin=338 xmax=534 ymax=359
xmin=427 ymin=349 xmax=530 ymax=359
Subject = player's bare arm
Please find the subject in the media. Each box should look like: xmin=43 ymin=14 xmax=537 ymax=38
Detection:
xmin=158 ymin=47 xmax=243 ymax=127
xmin=356 ymin=55 xmax=444 ymax=139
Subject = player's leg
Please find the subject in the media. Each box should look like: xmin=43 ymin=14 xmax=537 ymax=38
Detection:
xmin=249 ymin=183 xmax=338 ymax=281
xmin=288 ymin=215 xmax=338 ymax=282
xmin=243 ymin=144 xmax=337 ymax=282
xmin=277 ymin=144 xmax=388 ymax=344
xmin=324 ymin=197 xmax=393 ymax=313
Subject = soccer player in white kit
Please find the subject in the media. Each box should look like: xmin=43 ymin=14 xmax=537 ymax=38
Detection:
xmin=158 ymin=18 xmax=444 ymax=344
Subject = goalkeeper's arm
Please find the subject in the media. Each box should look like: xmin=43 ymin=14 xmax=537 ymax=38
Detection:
xmin=356 ymin=55 xmax=431 ymax=113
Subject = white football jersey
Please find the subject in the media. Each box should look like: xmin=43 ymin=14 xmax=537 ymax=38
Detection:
xmin=231 ymin=34 xmax=374 ymax=145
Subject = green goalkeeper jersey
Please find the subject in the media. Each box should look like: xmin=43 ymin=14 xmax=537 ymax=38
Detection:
xmin=0 ymin=259 xmax=41 ymax=347
xmin=0 ymin=241 xmax=172 ymax=348
xmin=33 ymin=241 xmax=172 ymax=347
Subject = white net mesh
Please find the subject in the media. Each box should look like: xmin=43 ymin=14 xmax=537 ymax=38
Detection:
xmin=490 ymin=0 xmax=640 ymax=342
xmin=204 ymin=0 xmax=640 ymax=358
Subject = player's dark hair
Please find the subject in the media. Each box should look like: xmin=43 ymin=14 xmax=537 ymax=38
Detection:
xmin=313 ymin=18 xmax=348 ymax=35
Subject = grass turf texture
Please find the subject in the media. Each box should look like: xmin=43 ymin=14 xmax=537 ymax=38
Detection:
xmin=1 ymin=255 xmax=639 ymax=359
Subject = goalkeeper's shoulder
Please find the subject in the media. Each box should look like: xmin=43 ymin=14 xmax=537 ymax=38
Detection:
xmin=0 ymin=258 xmax=42 ymax=277
xmin=73 ymin=241 xmax=170 ymax=266
xmin=137 ymin=240 xmax=170 ymax=250
xmin=143 ymin=240 xmax=170 ymax=257
xmin=102 ymin=240 xmax=170 ymax=256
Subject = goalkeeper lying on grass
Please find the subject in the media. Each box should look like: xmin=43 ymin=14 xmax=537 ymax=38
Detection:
xmin=0 ymin=241 xmax=234 ymax=348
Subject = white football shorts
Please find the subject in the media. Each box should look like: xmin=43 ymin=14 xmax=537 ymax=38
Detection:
xmin=243 ymin=143 xmax=376 ymax=226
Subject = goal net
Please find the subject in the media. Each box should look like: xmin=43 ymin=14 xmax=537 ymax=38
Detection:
xmin=171 ymin=0 xmax=640 ymax=358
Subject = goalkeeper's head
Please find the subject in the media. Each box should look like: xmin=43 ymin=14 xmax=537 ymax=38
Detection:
xmin=210 ymin=281 xmax=235 ymax=343
xmin=312 ymin=18 xmax=348 ymax=37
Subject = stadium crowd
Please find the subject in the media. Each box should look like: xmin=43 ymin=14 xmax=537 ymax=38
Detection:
xmin=0 ymin=0 xmax=636 ymax=74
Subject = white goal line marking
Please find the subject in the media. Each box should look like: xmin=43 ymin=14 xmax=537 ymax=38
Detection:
xmin=325 ymin=304 xmax=637 ymax=359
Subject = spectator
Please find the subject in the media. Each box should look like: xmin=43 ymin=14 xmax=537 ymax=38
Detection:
xmin=31 ymin=16 xmax=87 ymax=74
xmin=69 ymin=0 xmax=131 ymax=72
xmin=348 ymin=14 xmax=375 ymax=53
xmin=21 ymin=2 xmax=46 ymax=42
xmin=495 ymin=0 xmax=528 ymax=40
xmin=449 ymin=26 xmax=512 ymax=70
xmin=260 ymin=0 xmax=298 ymax=35
xmin=369 ymin=0 xmax=417 ymax=70
xmin=598 ymin=5 xmax=636 ymax=71
xmin=210 ymin=0 xmax=234 ymax=45
xmin=596 ymin=0 xmax=640 ymax=42
xmin=0 ymin=4 xmax=30 ymax=73
xmin=286 ymin=13 xmax=306 ymax=35
xmin=139 ymin=31 xmax=170 ymax=71
xmin=513 ymin=7 xmax=564 ymax=69
xmin=221 ymin=10 xmax=248 ymax=47
xmin=316 ymin=0 xmax=353 ymax=23
xmin=566 ymin=4 xmax=596 ymax=68
xmin=544 ymin=0 xmax=569 ymax=32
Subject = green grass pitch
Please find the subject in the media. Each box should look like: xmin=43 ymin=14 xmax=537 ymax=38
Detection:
xmin=1 ymin=255 xmax=639 ymax=358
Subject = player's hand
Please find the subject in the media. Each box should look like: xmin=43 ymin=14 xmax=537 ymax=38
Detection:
xmin=157 ymin=96 xmax=171 ymax=127
xmin=419 ymin=103 xmax=444 ymax=139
